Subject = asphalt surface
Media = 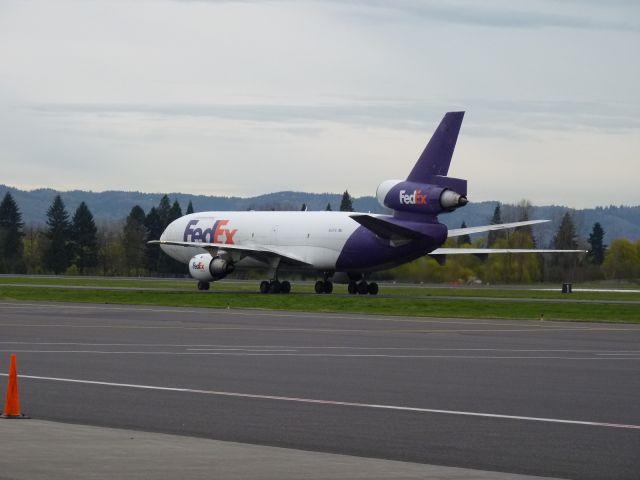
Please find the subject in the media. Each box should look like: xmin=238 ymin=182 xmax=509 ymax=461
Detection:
xmin=1 ymin=301 xmax=639 ymax=479
xmin=0 ymin=420 xmax=559 ymax=480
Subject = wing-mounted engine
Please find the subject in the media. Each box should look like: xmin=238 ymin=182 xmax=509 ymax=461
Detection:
xmin=189 ymin=253 xmax=235 ymax=282
xmin=376 ymin=178 xmax=468 ymax=216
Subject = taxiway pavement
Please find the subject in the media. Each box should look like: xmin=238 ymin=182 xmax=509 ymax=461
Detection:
xmin=0 ymin=301 xmax=638 ymax=479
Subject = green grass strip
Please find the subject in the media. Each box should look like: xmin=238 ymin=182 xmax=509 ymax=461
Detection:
xmin=1 ymin=285 xmax=638 ymax=323
xmin=1 ymin=276 xmax=639 ymax=301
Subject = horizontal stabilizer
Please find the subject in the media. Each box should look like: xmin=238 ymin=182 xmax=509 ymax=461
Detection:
xmin=447 ymin=219 xmax=549 ymax=238
xmin=350 ymin=214 xmax=424 ymax=240
xmin=431 ymin=248 xmax=587 ymax=255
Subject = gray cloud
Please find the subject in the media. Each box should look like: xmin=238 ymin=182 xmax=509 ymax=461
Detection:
xmin=356 ymin=0 xmax=640 ymax=32
xmin=181 ymin=0 xmax=640 ymax=32
xmin=30 ymin=99 xmax=640 ymax=136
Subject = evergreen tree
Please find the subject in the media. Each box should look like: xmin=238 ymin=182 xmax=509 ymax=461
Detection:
xmin=44 ymin=195 xmax=72 ymax=274
xmin=168 ymin=200 xmax=182 ymax=223
xmin=339 ymin=190 xmax=354 ymax=212
xmin=163 ymin=200 xmax=185 ymax=274
xmin=0 ymin=192 xmax=25 ymax=273
xmin=71 ymin=202 xmax=98 ymax=274
xmin=487 ymin=204 xmax=504 ymax=246
xmin=587 ymin=222 xmax=606 ymax=265
xmin=457 ymin=221 xmax=471 ymax=246
xmin=554 ymin=212 xmax=578 ymax=250
xmin=549 ymin=212 xmax=578 ymax=280
xmin=186 ymin=201 xmax=195 ymax=215
xmin=300 ymin=203 xmax=307 ymax=211
xmin=144 ymin=207 xmax=163 ymax=273
xmin=123 ymin=205 xmax=147 ymax=275
xmin=325 ymin=203 xmax=332 ymax=211
xmin=157 ymin=195 xmax=172 ymax=227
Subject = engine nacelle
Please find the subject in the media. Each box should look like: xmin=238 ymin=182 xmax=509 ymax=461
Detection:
xmin=376 ymin=179 xmax=468 ymax=215
xmin=188 ymin=253 xmax=235 ymax=282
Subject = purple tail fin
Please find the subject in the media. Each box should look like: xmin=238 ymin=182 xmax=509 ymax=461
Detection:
xmin=407 ymin=111 xmax=465 ymax=182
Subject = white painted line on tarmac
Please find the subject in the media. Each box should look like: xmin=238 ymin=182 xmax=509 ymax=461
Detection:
xmin=1 ymin=349 xmax=639 ymax=360
xmin=597 ymin=353 xmax=640 ymax=356
xmin=186 ymin=348 xmax=299 ymax=352
xmin=2 ymin=373 xmax=639 ymax=431
xmin=3 ymin=323 xmax=639 ymax=335
xmin=2 ymin=341 xmax=639 ymax=354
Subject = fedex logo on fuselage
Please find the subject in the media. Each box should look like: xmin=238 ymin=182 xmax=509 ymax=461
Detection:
xmin=399 ymin=189 xmax=427 ymax=205
xmin=184 ymin=219 xmax=237 ymax=244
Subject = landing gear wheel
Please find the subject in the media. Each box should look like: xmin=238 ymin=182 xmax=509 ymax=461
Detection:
xmin=314 ymin=280 xmax=324 ymax=294
xmin=197 ymin=281 xmax=210 ymax=291
xmin=323 ymin=280 xmax=333 ymax=294
xmin=280 ymin=280 xmax=291 ymax=294
xmin=270 ymin=280 xmax=281 ymax=294
xmin=260 ymin=280 xmax=270 ymax=294
xmin=348 ymin=281 xmax=358 ymax=295
xmin=357 ymin=281 xmax=369 ymax=295
xmin=367 ymin=282 xmax=379 ymax=295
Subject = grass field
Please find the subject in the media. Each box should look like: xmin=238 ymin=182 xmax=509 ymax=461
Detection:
xmin=1 ymin=276 xmax=639 ymax=323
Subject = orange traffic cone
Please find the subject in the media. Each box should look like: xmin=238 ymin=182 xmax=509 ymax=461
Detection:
xmin=2 ymin=354 xmax=29 ymax=419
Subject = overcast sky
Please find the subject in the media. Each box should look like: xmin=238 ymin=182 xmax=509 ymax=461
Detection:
xmin=1 ymin=0 xmax=638 ymax=208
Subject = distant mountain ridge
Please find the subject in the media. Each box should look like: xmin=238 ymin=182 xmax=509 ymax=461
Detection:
xmin=1 ymin=184 xmax=639 ymax=246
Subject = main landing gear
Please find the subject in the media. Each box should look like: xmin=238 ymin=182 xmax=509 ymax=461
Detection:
xmin=258 ymin=257 xmax=290 ymax=294
xmin=197 ymin=281 xmax=210 ymax=291
xmin=314 ymin=280 xmax=333 ymax=294
xmin=347 ymin=280 xmax=378 ymax=295
xmin=259 ymin=279 xmax=291 ymax=294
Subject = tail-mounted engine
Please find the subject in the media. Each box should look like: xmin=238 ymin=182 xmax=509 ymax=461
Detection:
xmin=189 ymin=253 xmax=235 ymax=282
xmin=376 ymin=179 xmax=468 ymax=216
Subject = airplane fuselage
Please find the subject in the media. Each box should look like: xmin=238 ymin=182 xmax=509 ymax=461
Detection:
xmin=160 ymin=211 xmax=447 ymax=273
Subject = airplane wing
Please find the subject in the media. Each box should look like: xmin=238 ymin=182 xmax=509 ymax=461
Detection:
xmin=447 ymin=219 xmax=549 ymax=237
xmin=147 ymin=240 xmax=312 ymax=267
xmin=431 ymin=248 xmax=587 ymax=255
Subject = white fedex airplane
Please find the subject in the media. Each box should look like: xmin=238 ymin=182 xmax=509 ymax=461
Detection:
xmin=151 ymin=112 xmax=583 ymax=294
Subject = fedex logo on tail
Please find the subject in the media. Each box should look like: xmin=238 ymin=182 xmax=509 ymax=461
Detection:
xmin=399 ymin=189 xmax=427 ymax=205
xmin=184 ymin=219 xmax=237 ymax=244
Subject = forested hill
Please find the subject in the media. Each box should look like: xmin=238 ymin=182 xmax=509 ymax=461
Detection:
xmin=1 ymin=184 xmax=639 ymax=245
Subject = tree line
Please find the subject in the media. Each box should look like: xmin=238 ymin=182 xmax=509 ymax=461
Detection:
xmin=1 ymin=192 xmax=194 ymax=276
xmin=0 ymin=192 xmax=639 ymax=282
xmin=386 ymin=203 xmax=639 ymax=284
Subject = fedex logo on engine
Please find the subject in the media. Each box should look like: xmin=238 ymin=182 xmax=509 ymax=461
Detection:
xmin=399 ymin=189 xmax=427 ymax=205
xmin=183 ymin=219 xmax=237 ymax=244
xmin=192 ymin=261 xmax=205 ymax=270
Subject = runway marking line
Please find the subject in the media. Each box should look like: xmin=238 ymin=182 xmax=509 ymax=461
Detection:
xmin=2 ymin=323 xmax=639 ymax=336
xmin=1 ymin=342 xmax=639 ymax=355
xmin=1 ymin=349 xmax=639 ymax=360
xmin=3 ymin=373 xmax=639 ymax=431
